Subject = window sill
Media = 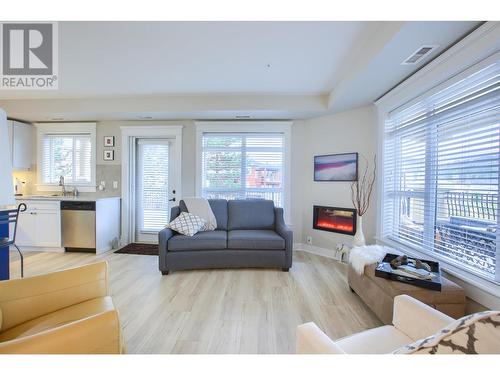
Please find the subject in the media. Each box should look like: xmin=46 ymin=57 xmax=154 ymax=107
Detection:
xmin=376 ymin=236 xmax=500 ymax=308
xmin=36 ymin=184 xmax=97 ymax=193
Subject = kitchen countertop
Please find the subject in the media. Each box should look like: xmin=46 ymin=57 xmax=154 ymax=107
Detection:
xmin=15 ymin=195 xmax=121 ymax=202
xmin=0 ymin=205 xmax=18 ymax=212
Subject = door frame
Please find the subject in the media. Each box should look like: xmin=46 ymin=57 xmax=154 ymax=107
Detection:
xmin=121 ymin=125 xmax=183 ymax=245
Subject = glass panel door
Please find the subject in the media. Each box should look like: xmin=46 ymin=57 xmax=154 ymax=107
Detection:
xmin=135 ymin=138 xmax=174 ymax=243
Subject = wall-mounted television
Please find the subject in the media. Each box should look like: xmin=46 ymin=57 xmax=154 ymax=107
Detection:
xmin=314 ymin=152 xmax=358 ymax=181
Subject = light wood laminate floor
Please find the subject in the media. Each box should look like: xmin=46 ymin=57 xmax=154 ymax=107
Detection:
xmin=8 ymin=250 xmax=381 ymax=354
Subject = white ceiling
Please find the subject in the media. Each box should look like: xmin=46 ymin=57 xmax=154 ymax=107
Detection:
xmin=0 ymin=21 xmax=481 ymax=121
xmin=1 ymin=21 xmax=369 ymax=98
xmin=329 ymin=21 xmax=481 ymax=113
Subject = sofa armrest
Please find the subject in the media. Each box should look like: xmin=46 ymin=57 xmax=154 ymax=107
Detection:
xmin=170 ymin=205 xmax=181 ymax=221
xmin=0 ymin=310 xmax=124 ymax=354
xmin=0 ymin=262 xmax=109 ymax=332
xmin=158 ymin=227 xmax=175 ymax=251
xmin=296 ymin=322 xmax=346 ymax=354
xmin=393 ymin=295 xmax=455 ymax=341
xmin=159 ymin=205 xmax=180 ymax=253
xmin=158 ymin=227 xmax=175 ymax=273
xmin=275 ymin=207 xmax=293 ymax=267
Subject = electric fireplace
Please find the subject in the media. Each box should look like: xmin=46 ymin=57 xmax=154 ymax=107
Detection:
xmin=313 ymin=205 xmax=356 ymax=235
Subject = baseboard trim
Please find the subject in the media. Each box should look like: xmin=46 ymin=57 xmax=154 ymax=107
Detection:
xmin=294 ymin=243 xmax=343 ymax=262
xmin=10 ymin=246 xmax=65 ymax=253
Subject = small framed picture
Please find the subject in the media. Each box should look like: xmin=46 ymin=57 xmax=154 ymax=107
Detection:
xmin=103 ymin=150 xmax=114 ymax=161
xmin=104 ymin=136 xmax=115 ymax=147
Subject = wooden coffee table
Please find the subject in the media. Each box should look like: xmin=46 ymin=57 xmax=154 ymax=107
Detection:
xmin=348 ymin=262 xmax=466 ymax=325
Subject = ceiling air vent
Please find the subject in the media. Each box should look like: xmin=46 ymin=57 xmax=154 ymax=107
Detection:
xmin=401 ymin=45 xmax=439 ymax=65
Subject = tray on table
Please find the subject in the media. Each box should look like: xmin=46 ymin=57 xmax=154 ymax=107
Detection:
xmin=375 ymin=253 xmax=442 ymax=291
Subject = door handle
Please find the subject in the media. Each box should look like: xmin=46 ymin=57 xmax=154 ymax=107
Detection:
xmin=169 ymin=198 xmax=176 ymax=202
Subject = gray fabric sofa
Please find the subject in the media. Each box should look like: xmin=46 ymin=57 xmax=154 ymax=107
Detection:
xmin=158 ymin=199 xmax=293 ymax=274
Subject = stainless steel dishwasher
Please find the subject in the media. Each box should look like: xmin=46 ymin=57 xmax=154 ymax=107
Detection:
xmin=61 ymin=201 xmax=96 ymax=251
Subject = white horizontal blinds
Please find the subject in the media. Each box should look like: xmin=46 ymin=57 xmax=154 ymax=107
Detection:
xmin=74 ymin=136 xmax=92 ymax=183
xmin=383 ymin=60 xmax=500 ymax=279
xmin=202 ymin=132 xmax=284 ymax=207
xmin=245 ymin=135 xmax=284 ymax=206
xmin=138 ymin=140 xmax=170 ymax=232
xmin=202 ymin=134 xmax=243 ymax=200
xmin=383 ymin=118 xmax=428 ymax=248
xmin=42 ymin=134 xmax=92 ymax=184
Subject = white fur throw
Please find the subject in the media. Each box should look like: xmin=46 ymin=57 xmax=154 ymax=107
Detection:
xmin=349 ymin=245 xmax=402 ymax=275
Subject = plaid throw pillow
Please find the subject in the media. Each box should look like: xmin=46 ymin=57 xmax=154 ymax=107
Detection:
xmin=168 ymin=212 xmax=206 ymax=237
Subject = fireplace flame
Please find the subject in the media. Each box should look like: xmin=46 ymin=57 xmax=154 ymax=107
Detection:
xmin=316 ymin=219 xmax=353 ymax=232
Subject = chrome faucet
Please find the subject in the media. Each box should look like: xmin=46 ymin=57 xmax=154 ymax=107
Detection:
xmin=59 ymin=176 xmax=66 ymax=196
xmin=59 ymin=175 xmax=78 ymax=197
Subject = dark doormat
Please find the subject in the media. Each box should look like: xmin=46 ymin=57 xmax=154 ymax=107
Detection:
xmin=114 ymin=243 xmax=159 ymax=256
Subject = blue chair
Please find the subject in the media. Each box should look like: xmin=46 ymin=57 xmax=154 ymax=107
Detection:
xmin=0 ymin=203 xmax=27 ymax=277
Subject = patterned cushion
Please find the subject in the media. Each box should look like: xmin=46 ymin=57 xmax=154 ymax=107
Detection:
xmin=168 ymin=212 xmax=206 ymax=237
xmin=393 ymin=311 xmax=500 ymax=354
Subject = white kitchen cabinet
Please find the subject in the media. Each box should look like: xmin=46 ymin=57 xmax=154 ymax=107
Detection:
xmin=15 ymin=206 xmax=37 ymax=246
xmin=16 ymin=200 xmax=62 ymax=250
xmin=7 ymin=120 xmax=13 ymax=160
xmin=7 ymin=120 xmax=34 ymax=171
xmin=12 ymin=121 xmax=34 ymax=170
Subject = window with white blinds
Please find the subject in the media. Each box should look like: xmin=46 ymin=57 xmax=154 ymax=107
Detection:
xmin=201 ymin=132 xmax=284 ymax=207
xmin=382 ymin=60 xmax=500 ymax=280
xmin=41 ymin=134 xmax=92 ymax=184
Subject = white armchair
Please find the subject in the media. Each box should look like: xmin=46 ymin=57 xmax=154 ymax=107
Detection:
xmin=296 ymin=294 xmax=455 ymax=354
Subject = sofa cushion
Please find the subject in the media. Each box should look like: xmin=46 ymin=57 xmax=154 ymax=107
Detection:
xmin=228 ymin=230 xmax=285 ymax=250
xmin=208 ymin=200 xmax=228 ymax=230
xmin=180 ymin=199 xmax=228 ymax=230
xmin=227 ymin=200 xmax=275 ymax=230
xmin=168 ymin=230 xmax=227 ymax=251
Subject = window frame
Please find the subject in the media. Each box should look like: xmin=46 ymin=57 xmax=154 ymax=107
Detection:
xmin=377 ymin=53 xmax=500 ymax=287
xmin=195 ymin=121 xmax=292 ymax=224
xmin=35 ymin=122 xmax=97 ymax=192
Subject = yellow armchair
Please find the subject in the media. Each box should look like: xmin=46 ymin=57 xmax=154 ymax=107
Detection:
xmin=0 ymin=261 xmax=125 ymax=354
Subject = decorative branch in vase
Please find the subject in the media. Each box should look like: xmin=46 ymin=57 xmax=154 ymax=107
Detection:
xmin=351 ymin=154 xmax=376 ymax=247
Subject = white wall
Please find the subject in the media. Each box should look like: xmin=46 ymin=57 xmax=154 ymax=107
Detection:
xmin=14 ymin=113 xmax=377 ymax=246
xmin=292 ymin=105 xmax=378 ymax=250
xmin=95 ymin=119 xmax=310 ymax=243
xmin=290 ymin=122 xmax=306 ymax=241
xmin=95 ymin=120 xmax=197 ymax=197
